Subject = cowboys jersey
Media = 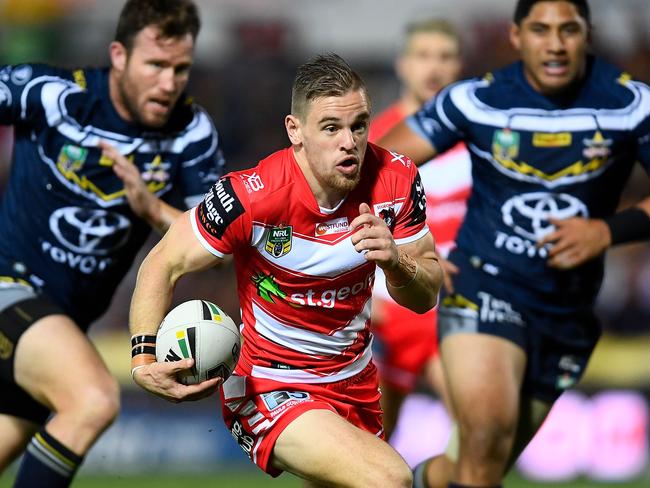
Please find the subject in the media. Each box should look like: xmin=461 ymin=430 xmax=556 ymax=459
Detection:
xmin=408 ymin=56 xmax=650 ymax=310
xmin=0 ymin=64 xmax=225 ymax=327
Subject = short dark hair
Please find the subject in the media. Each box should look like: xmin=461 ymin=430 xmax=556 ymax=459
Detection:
xmin=114 ymin=0 xmax=201 ymax=51
xmin=291 ymin=53 xmax=368 ymax=118
xmin=513 ymin=0 xmax=590 ymax=25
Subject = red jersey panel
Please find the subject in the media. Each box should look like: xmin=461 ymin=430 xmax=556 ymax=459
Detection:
xmin=192 ymin=144 xmax=429 ymax=384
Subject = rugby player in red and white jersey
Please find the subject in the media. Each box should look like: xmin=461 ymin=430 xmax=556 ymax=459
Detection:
xmin=129 ymin=53 xmax=443 ymax=487
xmin=369 ymin=19 xmax=472 ymax=444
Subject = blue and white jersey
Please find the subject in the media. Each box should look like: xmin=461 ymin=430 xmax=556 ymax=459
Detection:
xmin=408 ymin=57 xmax=650 ymax=309
xmin=0 ymin=64 xmax=225 ymax=327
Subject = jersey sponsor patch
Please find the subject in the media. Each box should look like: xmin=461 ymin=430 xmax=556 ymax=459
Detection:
xmin=197 ymin=177 xmax=244 ymax=239
xmin=240 ymin=172 xmax=264 ymax=192
xmin=406 ymin=172 xmax=427 ymax=227
xmin=315 ymin=217 xmax=349 ymax=236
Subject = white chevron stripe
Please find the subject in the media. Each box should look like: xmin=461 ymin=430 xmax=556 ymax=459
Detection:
xmin=252 ymin=299 xmax=370 ymax=356
xmin=250 ymin=343 xmax=372 ymax=383
xmin=449 ymin=78 xmax=650 ymax=132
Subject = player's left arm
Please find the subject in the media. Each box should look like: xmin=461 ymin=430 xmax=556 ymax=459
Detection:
xmin=541 ymin=104 xmax=650 ymax=270
xmin=350 ymin=203 xmax=442 ymax=313
xmin=539 ymin=197 xmax=650 ymax=270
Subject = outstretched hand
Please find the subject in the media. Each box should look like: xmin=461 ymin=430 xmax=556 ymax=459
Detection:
xmin=132 ymin=358 xmax=222 ymax=403
xmin=99 ymin=140 xmax=157 ymax=220
xmin=349 ymin=203 xmax=398 ymax=270
xmin=537 ymin=217 xmax=611 ymax=269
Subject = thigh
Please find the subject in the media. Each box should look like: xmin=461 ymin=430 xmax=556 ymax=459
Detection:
xmin=14 ymin=313 xmax=115 ymax=410
xmin=272 ymin=408 xmax=407 ymax=486
xmin=437 ymin=262 xmax=528 ymax=426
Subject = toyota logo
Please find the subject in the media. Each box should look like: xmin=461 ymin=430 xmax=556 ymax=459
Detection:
xmin=49 ymin=207 xmax=131 ymax=255
xmin=501 ymin=192 xmax=588 ymax=241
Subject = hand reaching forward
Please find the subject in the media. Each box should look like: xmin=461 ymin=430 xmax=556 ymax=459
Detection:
xmin=537 ymin=217 xmax=611 ymax=270
xmin=132 ymin=359 xmax=222 ymax=403
xmin=349 ymin=203 xmax=399 ymax=270
xmin=99 ymin=140 xmax=157 ymax=220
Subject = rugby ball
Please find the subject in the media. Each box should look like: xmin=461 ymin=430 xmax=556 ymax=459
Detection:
xmin=156 ymin=300 xmax=241 ymax=385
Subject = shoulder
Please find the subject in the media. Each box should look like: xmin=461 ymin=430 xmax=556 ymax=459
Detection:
xmin=586 ymin=57 xmax=649 ymax=109
xmin=228 ymin=148 xmax=294 ymax=204
xmin=365 ymin=142 xmax=418 ymax=184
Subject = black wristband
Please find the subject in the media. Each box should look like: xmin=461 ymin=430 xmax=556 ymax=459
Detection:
xmin=131 ymin=334 xmax=157 ymax=347
xmin=605 ymin=207 xmax=650 ymax=245
xmin=131 ymin=345 xmax=156 ymax=357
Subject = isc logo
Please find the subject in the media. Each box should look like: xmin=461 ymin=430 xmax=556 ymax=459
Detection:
xmin=230 ymin=420 xmax=254 ymax=455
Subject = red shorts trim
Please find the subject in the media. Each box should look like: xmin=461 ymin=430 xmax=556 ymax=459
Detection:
xmin=220 ymin=361 xmax=383 ymax=476
xmin=371 ymin=298 xmax=438 ymax=393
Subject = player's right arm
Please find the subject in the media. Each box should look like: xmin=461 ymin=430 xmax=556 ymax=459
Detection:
xmin=0 ymin=64 xmax=69 ymax=126
xmin=129 ymin=210 xmax=224 ymax=402
xmin=377 ymin=120 xmax=438 ymax=165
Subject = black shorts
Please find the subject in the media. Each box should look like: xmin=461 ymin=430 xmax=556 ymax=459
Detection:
xmin=0 ymin=284 xmax=63 ymax=423
xmin=438 ymin=249 xmax=601 ymax=403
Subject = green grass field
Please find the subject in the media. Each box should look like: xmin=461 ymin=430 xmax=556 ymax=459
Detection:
xmin=2 ymin=471 xmax=649 ymax=488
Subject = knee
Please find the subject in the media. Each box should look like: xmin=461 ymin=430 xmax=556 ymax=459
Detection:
xmin=365 ymin=455 xmax=412 ymax=488
xmin=69 ymin=377 xmax=121 ymax=430
xmin=457 ymin=413 xmax=517 ymax=464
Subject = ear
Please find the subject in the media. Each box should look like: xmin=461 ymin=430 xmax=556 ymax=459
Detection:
xmin=285 ymin=114 xmax=302 ymax=145
xmin=509 ymin=22 xmax=521 ymax=51
xmin=110 ymin=41 xmax=128 ymax=72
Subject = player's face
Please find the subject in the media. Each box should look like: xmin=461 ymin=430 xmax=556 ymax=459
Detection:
xmin=398 ymin=31 xmax=462 ymax=105
xmin=289 ymin=89 xmax=370 ymax=204
xmin=510 ymin=1 xmax=589 ymax=96
xmin=110 ymin=26 xmax=194 ymax=128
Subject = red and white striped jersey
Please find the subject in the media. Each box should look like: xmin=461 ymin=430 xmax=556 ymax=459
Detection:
xmin=370 ymin=103 xmax=472 ymax=300
xmin=191 ymin=143 xmax=429 ymax=384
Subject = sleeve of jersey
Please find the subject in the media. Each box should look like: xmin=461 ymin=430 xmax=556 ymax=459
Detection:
xmin=190 ymin=176 xmax=251 ymax=257
xmin=176 ymin=108 xmax=227 ymax=209
xmin=0 ymin=64 xmax=71 ymax=126
xmin=391 ymin=163 xmax=430 ymax=246
xmin=405 ymin=83 xmax=467 ymax=155
xmin=634 ymin=82 xmax=650 ymax=172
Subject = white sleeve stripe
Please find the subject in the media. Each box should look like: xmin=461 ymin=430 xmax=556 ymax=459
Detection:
xmin=394 ymin=226 xmax=430 ymax=246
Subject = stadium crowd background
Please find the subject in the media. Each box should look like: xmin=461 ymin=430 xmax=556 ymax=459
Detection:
xmin=0 ymin=0 xmax=649 ymax=484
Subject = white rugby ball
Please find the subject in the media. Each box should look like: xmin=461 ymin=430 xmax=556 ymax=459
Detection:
xmin=156 ymin=300 xmax=241 ymax=385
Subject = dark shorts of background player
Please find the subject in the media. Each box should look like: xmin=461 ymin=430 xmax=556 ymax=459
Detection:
xmin=437 ymin=248 xmax=602 ymax=404
xmin=0 ymin=285 xmax=63 ymax=424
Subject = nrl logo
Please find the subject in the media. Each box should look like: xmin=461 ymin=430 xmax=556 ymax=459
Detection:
xmin=492 ymin=128 xmax=520 ymax=161
xmin=57 ymin=144 xmax=88 ymax=173
xmin=264 ymin=225 xmax=292 ymax=258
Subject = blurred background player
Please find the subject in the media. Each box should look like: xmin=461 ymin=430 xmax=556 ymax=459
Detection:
xmin=0 ymin=0 xmax=225 ymax=486
xmin=380 ymin=1 xmax=650 ymax=487
xmin=129 ymin=53 xmax=443 ymax=487
xmin=369 ymin=18 xmax=471 ymax=443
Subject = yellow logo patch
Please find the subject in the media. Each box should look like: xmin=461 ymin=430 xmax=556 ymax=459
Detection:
xmin=532 ymin=132 xmax=572 ymax=147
